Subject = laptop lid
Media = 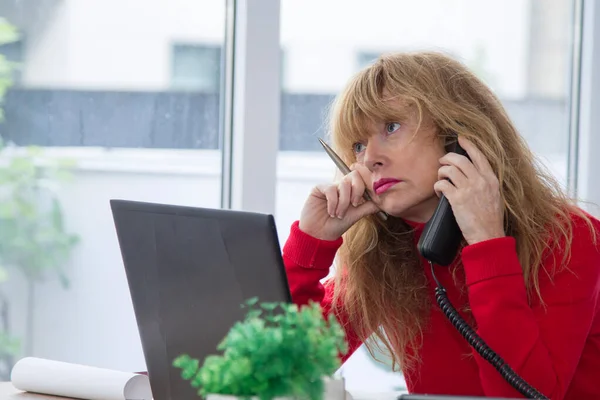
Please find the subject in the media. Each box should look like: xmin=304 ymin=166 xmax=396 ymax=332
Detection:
xmin=110 ymin=199 xmax=292 ymax=400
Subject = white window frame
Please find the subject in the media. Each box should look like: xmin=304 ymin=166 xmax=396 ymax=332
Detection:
xmin=576 ymin=0 xmax=600 ymax=214
xmin=221 ymin=0 xmax=281 ymax=215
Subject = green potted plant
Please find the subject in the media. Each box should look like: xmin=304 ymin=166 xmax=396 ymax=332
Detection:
xmin=173 ymin=297 xmax=348 ymax=400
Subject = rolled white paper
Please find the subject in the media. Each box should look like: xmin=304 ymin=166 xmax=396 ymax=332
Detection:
xmin=11 ymin=357 xmax=152 ymax=400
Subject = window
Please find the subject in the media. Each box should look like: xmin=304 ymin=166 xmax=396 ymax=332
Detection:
xmin=276 ymin=0 xmax=577 ymax=392
xmin=0 ymin=1 xmax=226 ymax=376
xmin=0 ymin=38 xmax=23 ymax=85
xmin=171 ymin=44 xmax=221 ymax=92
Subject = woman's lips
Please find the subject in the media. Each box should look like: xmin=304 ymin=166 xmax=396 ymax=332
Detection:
xmin=373 ymin=179 xmax=402 ymax=195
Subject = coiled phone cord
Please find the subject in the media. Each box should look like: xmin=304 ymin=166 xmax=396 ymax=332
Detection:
xmin=428 ymin=261 xmax=548 ymax=399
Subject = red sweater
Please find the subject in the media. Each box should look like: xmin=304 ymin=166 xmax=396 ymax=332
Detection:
xmin=282 ymin=213 xmax=600 ymax=399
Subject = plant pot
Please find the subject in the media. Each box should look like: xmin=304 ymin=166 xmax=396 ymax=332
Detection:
xmin=205 ymin=377 xmax=346 ymax=400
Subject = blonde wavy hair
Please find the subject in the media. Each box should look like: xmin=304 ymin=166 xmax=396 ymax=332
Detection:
xmin=325 ymin=51 xmax=594 ymax=373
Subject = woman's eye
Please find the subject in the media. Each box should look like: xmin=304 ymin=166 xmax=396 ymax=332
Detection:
xmin=352 ymin=142 xmax=366 ymax=154
xmin=385 ymin=122 xmax=401 ymax=134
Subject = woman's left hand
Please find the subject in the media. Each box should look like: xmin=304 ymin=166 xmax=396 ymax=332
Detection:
xmin=434 ymin=136 xmax=505 ymax=246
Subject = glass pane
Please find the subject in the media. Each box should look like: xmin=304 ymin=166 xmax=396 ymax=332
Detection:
xmin=277 ymin=0 xmax=574 ymax=392
xmin=0 ymin=1 xmax=225 ymax=376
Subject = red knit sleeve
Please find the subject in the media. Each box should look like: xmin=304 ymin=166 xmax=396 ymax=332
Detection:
xmin=460 ymin=215 xmax=600 ymax=399
xmin=281 ymin=220 xmax=362 ymax=362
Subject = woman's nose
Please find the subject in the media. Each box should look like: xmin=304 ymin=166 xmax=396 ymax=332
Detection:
xmin=364 ymin=143 xmax=385 ymax=170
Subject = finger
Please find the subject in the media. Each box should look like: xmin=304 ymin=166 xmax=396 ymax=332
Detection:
xmin=437 ymin=165 xmax=467 ymax=188
xmin=458 ymin=136 xmax=495 ymax=178
xmin=439 ymin=152 xmax=479 ymax=180
xmin=350 ymin=163 xmax=374 ymax=196
xmin=322 ymin=184 xmax=339 ymax=218
xmin=348 ymin=171 xmax=366 ymax=206
xmin=336 ymin=179 xmax=352 ymax=218
xmin=312 ymin=183 xmax=329 ymax=201
xmin=433 ymin=179 xmax=457 ymax=199
xmin=347 ymin=198 xmax=380 ymax=220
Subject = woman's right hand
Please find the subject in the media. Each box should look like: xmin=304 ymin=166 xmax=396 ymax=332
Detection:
xmin=299 ymin=164 xmax=381 ymax=241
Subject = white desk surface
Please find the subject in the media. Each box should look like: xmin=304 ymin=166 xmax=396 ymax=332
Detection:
xmin=0 ymin=381 xmax=404 ymax=400
xmin=0 ymin=382 xmax=71 ymax=400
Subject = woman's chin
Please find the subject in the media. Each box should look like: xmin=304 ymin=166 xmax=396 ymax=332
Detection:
xmin=379 ymin=194 xmax=440 ymax=223
xmin=379 ymin=205 xmax=416 ymax=220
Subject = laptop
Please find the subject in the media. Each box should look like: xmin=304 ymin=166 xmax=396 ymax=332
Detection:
xmin=110 ymin=199 xmax=292 ymax=400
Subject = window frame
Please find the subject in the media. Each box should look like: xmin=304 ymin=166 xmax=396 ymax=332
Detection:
xmin=221 ymin=0 xmax=281 ymax=214
xmin=575 ymin=0 xmax=600 ymax=213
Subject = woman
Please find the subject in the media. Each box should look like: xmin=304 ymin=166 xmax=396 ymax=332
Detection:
xmin=282 ymin=52 xmax=600 ymax=399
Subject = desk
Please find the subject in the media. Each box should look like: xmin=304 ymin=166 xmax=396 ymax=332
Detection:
xmin=0 ymin=382 xmax=403 ymax=400
xmin=0 ymin=382 xmax=70 ymax=400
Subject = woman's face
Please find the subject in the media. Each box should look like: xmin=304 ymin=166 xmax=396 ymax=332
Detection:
xmin=352 ymin=101 xmax=446 ymax=223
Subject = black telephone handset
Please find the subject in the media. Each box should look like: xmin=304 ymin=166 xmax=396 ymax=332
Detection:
xmin=417 ymin=140 xmax=469 ymax=266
